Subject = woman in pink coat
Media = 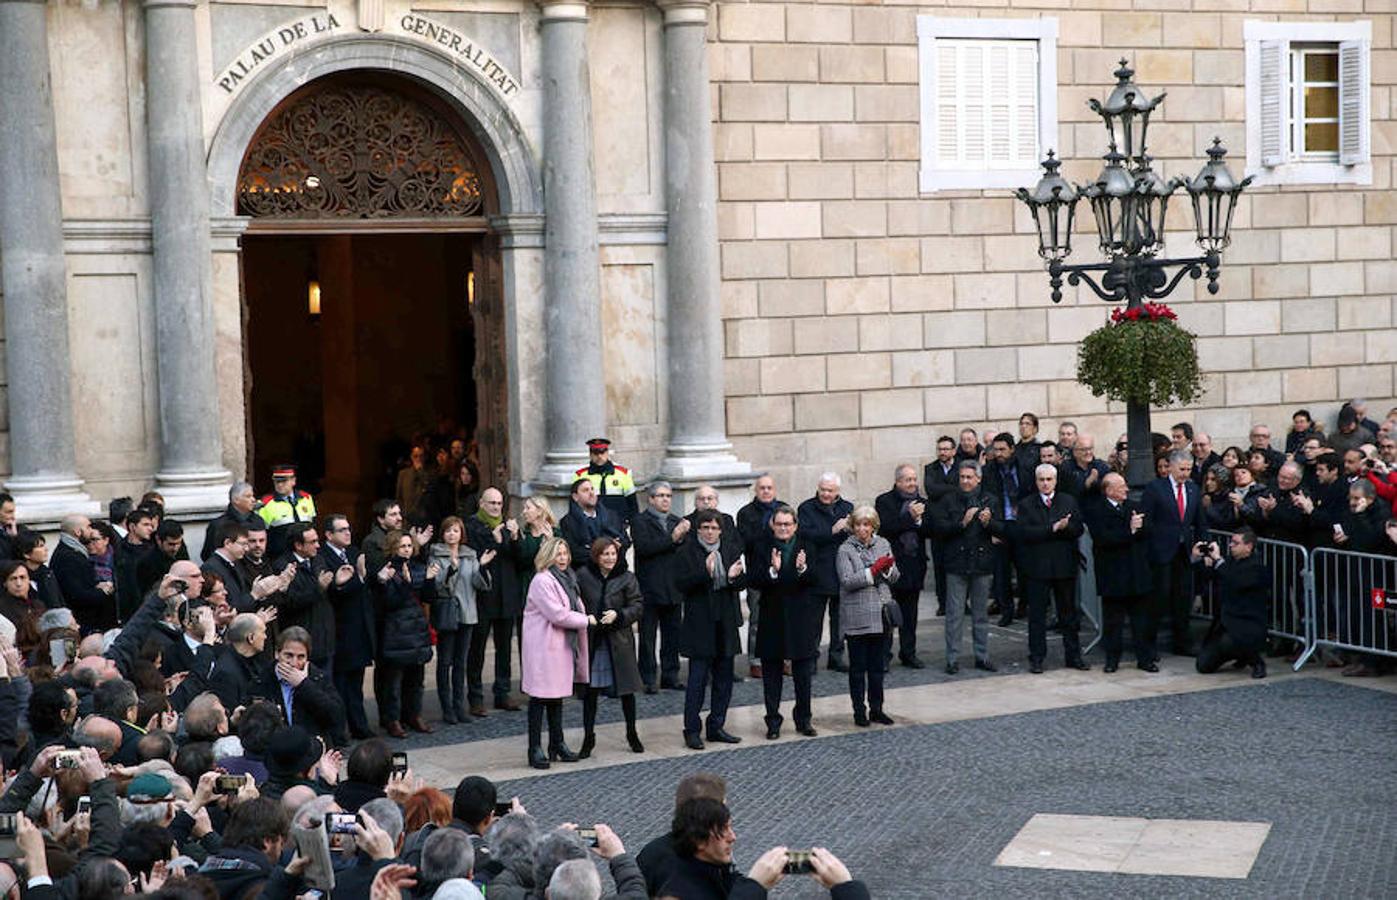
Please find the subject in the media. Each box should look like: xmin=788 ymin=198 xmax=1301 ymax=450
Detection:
xmin=522 ymin=536 xmax=595 ymax=769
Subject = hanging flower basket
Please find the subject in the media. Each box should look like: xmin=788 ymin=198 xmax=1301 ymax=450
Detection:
xmin=1076 ymin=302 xmax=1202 ymax=406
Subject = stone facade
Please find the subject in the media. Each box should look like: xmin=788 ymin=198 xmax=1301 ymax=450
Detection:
xmin=0 ymin=0 xmax=1392 ymax=525
xmin=712 ymin=0 xmax=1397 ymax=501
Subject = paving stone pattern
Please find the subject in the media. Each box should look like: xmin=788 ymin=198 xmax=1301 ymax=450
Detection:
xmin=489 ymin=679 xmax=1397 ymax=899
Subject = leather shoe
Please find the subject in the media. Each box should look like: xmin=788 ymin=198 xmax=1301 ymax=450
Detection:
xmin=1067 ymin=659 xmax=1091 ymax=671
xmin=707 ymin=729 xmax=741 ymax=744
xmin=548 ymin=743 xmax=580 ymax=763
xmin=974 ymin=659 xmax=997 ymax=672
xmin=1251 ymin=661 xmax=1267 ymax=679
xmin=385 ymin=721 xmax=407 ymax=738
xmin=350 ymin=727 xmax=377 ymax=740
xmin=765 ymin=726 xmax=780 ymax=740
xmin=869 ymin=711 xmax=894 ymax=726
xmin=684 ymin=733 xmax=704 ymax=751
xmin=796 ymin=725 xmax=817 ymax=737
xmin=528 ymin=748 xmax=550 ymax=770
xmin=469 ymin=705 xmax=489 ymax=718
xmin=749 ymin=664 xmax=763 ymax=679
xmin=944 ymin=662 xmax=959 ymax=675
xmin=407 ymin=717 xmax=434 ymax=734
xmin=1029 ymin=659 xmax=1044 ymax=674
xmin=901 ymin=655 xmax=927 ymax=670
xmin=1103 ymin=662 xmax=1119 ymax=673
xmin=442 ymin=709 xmax=459 ymax=725
xmin=495 ymin=697 xmax=522 ymax=712
xmin=661 ymin=680 xmax=683 ymax=691
xmin=853 ymin=711 xmax=869 ymax=727
xmin=1138 ymin=661 xmax=1159 ymax=673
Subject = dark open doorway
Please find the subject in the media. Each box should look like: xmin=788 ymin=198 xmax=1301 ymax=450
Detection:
xmin=242 ymin=232 xmax=478 ymax=526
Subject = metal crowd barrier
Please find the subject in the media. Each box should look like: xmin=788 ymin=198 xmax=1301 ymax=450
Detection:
xmin=1196 ymin=530 xmax=1312 ymax=671
xmin=1299 ymin=547 xmax=1397 ymax=670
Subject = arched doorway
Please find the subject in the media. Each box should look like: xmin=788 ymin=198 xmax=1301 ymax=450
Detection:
xmin=235 ymin=73 xmax=508 ymax=526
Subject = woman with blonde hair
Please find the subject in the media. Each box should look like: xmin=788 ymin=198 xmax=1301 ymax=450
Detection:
xmin=835 ymin=505 xmax=899 ymax=727
xmin=428 ymin=516 xmax=495 ymax=724
xmin=521 ymin=536 xmax=594 ymax=769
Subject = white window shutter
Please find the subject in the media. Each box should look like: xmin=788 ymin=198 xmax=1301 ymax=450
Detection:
xmin=1012 ymin=43 xmax=1039 ymax=165
xmin=1258 ymin=39 xmax=1286 ymax=167
xmin=1338 ymin=39 xmax=1368 ymax=166
xmin=962 ymin=44 xmax=987 ymax=165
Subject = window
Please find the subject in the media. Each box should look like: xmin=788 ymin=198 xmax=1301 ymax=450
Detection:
xmin=917 ymin=17 xmax=1058 ymax=193
xmin=1244 ymin=20 xmax=1370 ymax=185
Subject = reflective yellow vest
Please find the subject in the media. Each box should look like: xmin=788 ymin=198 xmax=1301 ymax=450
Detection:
xmin=575 ymin=465 xmax=636 ymax=500
xmin=258 ymin=491 xmax=317 ymax=529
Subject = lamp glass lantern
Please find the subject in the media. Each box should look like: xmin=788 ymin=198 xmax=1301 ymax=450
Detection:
xmin=1082 ymin=145 xmax=1138 ymax=256
xmin=1015 ymin=150 xmax=1079 ymax=262
xmin=1186 ymin=137 xmax=1252 ymax=253
xmin=1088 ymin=59 xmax=1165 ymax=166
xmin=1132 ymin=156 xmax=1178 ymax=256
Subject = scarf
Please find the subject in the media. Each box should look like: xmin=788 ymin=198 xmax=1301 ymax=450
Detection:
xmin=851 ymin=534 xmax=880 ymax=568
xmin=58 ymin=532 xmax=88 ymax=559
xmin=698 ymin=536 xmax=727 ymax=590
xmin=475 ymin=506 xmax=503 ymax=530
xmin=549 ymin=565 xmax=584 ymax=660
xmin=773 ymin=535 xmax=797 ymax=571
xmin=754 ymin=498 xmax=779 ymax=529
xmin=644 ymin=505 xmax=672 ymax=529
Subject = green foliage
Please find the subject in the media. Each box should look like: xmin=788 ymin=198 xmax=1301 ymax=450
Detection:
xmin=1076 ymin=315 xmax=1202 ymax=407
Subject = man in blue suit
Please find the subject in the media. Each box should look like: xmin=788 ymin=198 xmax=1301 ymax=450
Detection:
xmin=1140 ymin=449 xmax=1203 ymax=657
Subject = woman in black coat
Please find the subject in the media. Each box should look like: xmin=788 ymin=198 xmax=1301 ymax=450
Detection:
xmin=1199 ymin=464 xmax=1237 ymax=531
xmin=371 ymin=529 xmax=437 ymax=738
xmin=675 ymin=510 xmax=747 ymax=750
xmin=576 ymin=538 xmax=645 ymax=757
xmin=746 ymin=505 xmax=819 ymax=739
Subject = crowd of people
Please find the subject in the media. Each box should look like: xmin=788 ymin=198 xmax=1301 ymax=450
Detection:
xmin=0 ymin=402 xmax=1393 ymax=898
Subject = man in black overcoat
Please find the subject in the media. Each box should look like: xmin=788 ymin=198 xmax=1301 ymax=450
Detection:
xmin=1091 ymin=473 xmax=1157 ymax=673
xmin=874 ymin=465 xmax=933 ymax=668
xmin=1015 ymin=464 xmax=1088 ymax=673
xmin=632 ymin=481 xmax=688 ymax=693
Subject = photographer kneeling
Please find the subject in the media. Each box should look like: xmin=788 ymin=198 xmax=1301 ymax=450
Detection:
xmin=1191 ymin=529 xmax=1269 ymax=680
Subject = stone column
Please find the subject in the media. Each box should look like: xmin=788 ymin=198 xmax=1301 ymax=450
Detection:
xmin=144 ymin=0 xmax=231 ymax=513
xmin=0 ymin=0 xmax=100 ymax=520
xmin=534 ymin=0 xmax=606 ymax=485
xmin=657 ymin=0 xmax=749 ymax=482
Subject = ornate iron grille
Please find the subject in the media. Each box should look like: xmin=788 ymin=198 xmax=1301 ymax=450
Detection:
xmin=237 ymin=85 xmax=484 ymax=218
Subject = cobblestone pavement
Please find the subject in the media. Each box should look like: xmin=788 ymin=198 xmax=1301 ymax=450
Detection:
xmin=486 ymin=678 xmax=1397 ymax=898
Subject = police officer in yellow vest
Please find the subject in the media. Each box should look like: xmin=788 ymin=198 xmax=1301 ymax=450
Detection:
xmin=576 ymin=438 xmax=638 ymax=524
xmin=259 ymin=463 xmax=317 ymax=559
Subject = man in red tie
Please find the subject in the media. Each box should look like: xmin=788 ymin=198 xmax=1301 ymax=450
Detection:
xmin=1140 ymin=449 xmax=1204 ymax=658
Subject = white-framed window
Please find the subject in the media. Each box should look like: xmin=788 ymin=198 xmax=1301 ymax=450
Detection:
xmin=1244 ymin=20 xmax=1371 ymax=186
xmin=916 ymin=17 xmax=1058 ymax=193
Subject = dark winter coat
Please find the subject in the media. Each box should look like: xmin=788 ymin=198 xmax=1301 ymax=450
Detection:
xmin=1090 ymin=499 xmax=1153 ymax=599
xmin=270 ymin=552 xmax=336 ymax=666
xmin=577 ymin=562 xmax=645 ymax=696
xmin=319 ymin=543 xmax=376 ymax=672
xmin=874 ymin=488 xmax=933 ymax=588
xmin=1015 ymin=492 xmax=1085 ymax=581
xmin=675 ymin=537 xmax=746 ymax=660
xmin=465 ymin=516 xmax=521 ymax=619
xmin=208 ymin=645 xmax=276 ymax=712
xmin=559 ymin=502 xmax=628 ymax=570
xmin=933 ymin=487 xmax=1003 ymax=576
xmin=747 ymin=533 xmax=820 ymax=661
xmin=631 ymin=509 xmax=686 ymax=607
xmin=52 ymin=540 xmax=115 ymax=630
xmin=796 ymin=495 xmax=855 ymax=596
xmin=372 ymin=558 xmax=432 ymax=666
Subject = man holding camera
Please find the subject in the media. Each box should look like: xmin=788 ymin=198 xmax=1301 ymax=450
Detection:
xmin=1192 ymin=529 xmax=1269 ymax=679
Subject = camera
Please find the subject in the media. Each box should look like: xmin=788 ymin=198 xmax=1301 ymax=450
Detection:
xmin=325 ymin=812 xmax=358 ymax=834
xmin=391 ymin=752 xmax=408 ymax=775
xmin=0 ymin=812 xmax=16 ymax=837
xmin=76 ymin=796 xmax=91 ymax=816
xmin=784 ymin=850 xmax=813 ymax=875
xmin=54 ymin=750 xmax=83 ymax=770
xmin=216 ymin=775 xmax=244 ymax=795
xmin=575 ymin=828 xmax=599 ymax=848
xmin=494 ymin=801 xmax=513 ymax=818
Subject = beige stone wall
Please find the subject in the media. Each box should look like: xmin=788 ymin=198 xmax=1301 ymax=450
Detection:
xmin=712 ymin=0 xmax=1397 ymax=502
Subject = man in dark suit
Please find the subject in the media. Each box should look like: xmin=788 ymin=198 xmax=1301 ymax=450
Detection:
xmin=736 ymin=476 xmax=780 ymax=679
xmin=53 ymin=515 xmax=118 ymax=632
xmin=1193 ymin=529 xmax=1269 ymax=679
xmin=270 ymin=522 xmax=336 ymax=671
xmin=797 ymin=474 xmax=855 ymax=672
xmin=558 ymin=478 xmax=628 ymax=569
xmin=633 ymin=481 xmax=688 ymax=693
xmin=1015 ymin=464 xmax=1088 ymax=674
xmin=983 ymin=433 xmax=1029 ymax=626
xmin=922 ymin=436 xmax=960 ymax=617
xmin=1091 ymin=473 xmax=1157 ymax=673
xmin=875 ymin=465 xmax=933 ymax=668
xmin=320 ymin=513 xmax=376 ymax=738
xmin=201 ymin=521 xmax=253 ymax=612
xmin=1140 ymin=449 xmax=1203 ymax=657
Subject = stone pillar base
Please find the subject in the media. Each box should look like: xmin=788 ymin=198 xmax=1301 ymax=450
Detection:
xmin=3 ymin=475 xmax=102 ymax=525
xmin=155 ymin=469 xmax=234 ymax=517
xmin=532 ymin=453 xmax=589 ymax=489
xmin=660 ymin=442 xmax=752 ymax=481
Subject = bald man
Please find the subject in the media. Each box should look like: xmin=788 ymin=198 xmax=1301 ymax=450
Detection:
xmin=466 ymin=487 xmax=521 ymax=714
xmin=1092 ymin=474 xmax=1157 ymax=672
xmin=52 ymin=514 xmax=117 ymax=631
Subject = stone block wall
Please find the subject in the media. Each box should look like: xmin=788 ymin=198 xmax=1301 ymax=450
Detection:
xmin=713 ymin=0 xmax=1397 ymax=502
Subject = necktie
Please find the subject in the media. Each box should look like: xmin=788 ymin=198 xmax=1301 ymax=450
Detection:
xmin=1176 ymin=481 xmax=1185 ymax=522
xmin=1045 ymin=494 xmax=1052 ymax=509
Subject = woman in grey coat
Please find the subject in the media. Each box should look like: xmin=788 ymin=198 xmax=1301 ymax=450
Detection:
xmin=430 ymin=515 xmax=494 ymax=724
xmin=836 ymin=505 xmax=900 ymax=727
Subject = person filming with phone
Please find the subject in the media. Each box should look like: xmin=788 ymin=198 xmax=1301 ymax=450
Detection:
xmin=1192 ymin=529 xmax=1270 ymax=680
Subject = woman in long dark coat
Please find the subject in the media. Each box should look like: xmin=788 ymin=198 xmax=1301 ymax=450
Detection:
xmin=675 ymin=510 xmax=747 ymax=750
xmin=576 ymin=538 xmax=645 ymax=757
xmin=371 ymin=529 xmax=436 ymax=737
xmin=747 ymin=504 xmax=820 ymax=739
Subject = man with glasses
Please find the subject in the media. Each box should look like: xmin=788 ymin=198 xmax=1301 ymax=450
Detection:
xmin=270 ymin=522 xmax=336 ymax=671
xmin=201 ymin=521 xmax=253 ymax=612
xmin=633 ymin=481 xmax=688 ymax=693
xmin=321 ymin=513 xmax=375 ymax=738
xmin=466 ymin=487 xmax=521 ymax=714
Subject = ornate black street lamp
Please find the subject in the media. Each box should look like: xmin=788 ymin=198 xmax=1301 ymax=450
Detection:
xmin=1016 ymin=59 xmax=1251 ymax=486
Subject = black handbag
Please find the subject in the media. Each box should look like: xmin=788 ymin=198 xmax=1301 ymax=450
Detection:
xmin=881 ymin=599 xmax=903 ymax=629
